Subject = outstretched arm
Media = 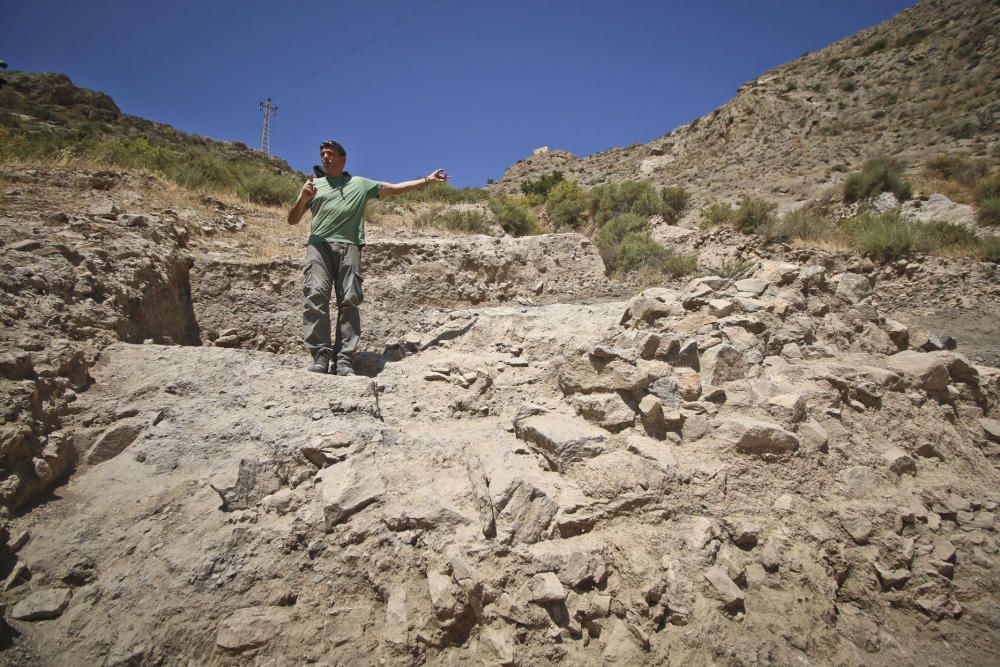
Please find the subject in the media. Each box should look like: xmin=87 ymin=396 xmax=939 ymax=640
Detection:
xmin=379 ymin=169 xmax=449 ymax=196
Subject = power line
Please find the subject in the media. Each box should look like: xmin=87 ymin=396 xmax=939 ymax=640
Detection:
xmin=271 ymin=0 xmax=445 ymax=102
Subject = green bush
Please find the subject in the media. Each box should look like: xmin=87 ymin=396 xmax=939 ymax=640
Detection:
xmin=545 ymin=180 xmax=590 ymax=229
xmin=895 ymin=29 xmax=929 ymax=48
xmin=730 ymin=197 xmax=777 ymax=234
xmin=919 ymin=220 xmax=979 ymax=251
xmin=978 ymin=198 xmax=1000 ymax=227
xmin=699 ymin=259 xmax=756 ymax=279
xmin=975 ymin=235 xmax=1000 ymax=263
xmin=842 ymin=209 xmax=918 ymax=260
xmin=975 ymin=175 xmax=1000 ymax=203
xmin=594 ymin=213 xmax=695 ymax=277
xmin=520 ymin=170 xmax=564 ymax=198
xmin=661 ymin=186 xmax=690 ymax=224
xmin=591 ymin=181 xmax=666 ymax=225
xmin=843 ymin=157 xmax=912 ymax=203
xmin=763 ymin=207 xmax=830 ymax=243
xmin=924 ymin=154 xmax=988 ymax=186
xmin=238 ymin=173 xmax=299 ymax=205
xmin=862 ymin=38 xmax=888 ymax=56
xmin=488 ymin=196 xmax=540 ymax=236
xmin=701 ymin=202 xmax=733 ymax=227
xmin=398 ymin=183 xmax=488 ymax=204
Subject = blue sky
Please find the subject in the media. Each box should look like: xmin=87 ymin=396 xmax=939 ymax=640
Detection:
xmin=4 ymin=0 xmax=914 ymax=187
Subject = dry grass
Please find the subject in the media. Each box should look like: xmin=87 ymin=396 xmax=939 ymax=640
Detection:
xmin=910 ymin=175 xmax=976 ymax=204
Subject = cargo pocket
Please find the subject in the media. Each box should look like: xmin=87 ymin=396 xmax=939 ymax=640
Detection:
xmin=344 ymin=272 xmax=364 ymax=306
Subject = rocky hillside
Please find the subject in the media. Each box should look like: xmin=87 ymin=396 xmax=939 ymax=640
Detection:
xmin=0 ymin=71 xmax=301 ymax=203
xmin=2 ymin=160 xmax=1000 ymax=665
xmin=492 ymin=0 xmax=1000 ymax=211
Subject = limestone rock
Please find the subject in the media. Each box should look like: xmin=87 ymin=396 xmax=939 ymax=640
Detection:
xmin=883 ymin=447 xmax=916 ymax=476
xmin=884 ymin=351 xmax=950 ymax=391
xmin=494 ymin=478 xmax=559 ymax=544
xmin=385 ymin=587 xmax=408 ymax=646
xmin=718 ymin=418 xmax=799 ymax=455
xmin=10 ymin=588 xmax=72 ymax=621
xmin=980 ymin=418 xmax=1000 ymax=443
xmin=216 ymin=606 xmax=292 ymax=653
xmin=518 ymin=572 xmax=565 ymax=604
xmin=700 ymin=344 xmax=746 ymax=385
xmin=569 ymin=392 xmax=635 ymax=432
xmin=480 ymin=628 xmax=515 ymax=665
xmin=797 ymin=420 xmax=828 ymax=452
xmin=513 ymin=413 xmax=607 ymax=470
xmin=835 ymin=273 xmax=871 ymax=304
xmin=87 ymin=418 xmax=146 ymax=464
xmin=703 ymin=566 xmax=744 ymax=613
xmin=317 ymin=458 xmax=385 ymax=529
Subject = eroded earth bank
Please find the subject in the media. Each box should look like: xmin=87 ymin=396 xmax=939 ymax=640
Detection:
xmin=2 ymin=167 xmax=1000 ymax=665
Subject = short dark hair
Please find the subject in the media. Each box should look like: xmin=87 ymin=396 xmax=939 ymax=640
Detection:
xmin=319 ymin=140 xmax=346 ymax=157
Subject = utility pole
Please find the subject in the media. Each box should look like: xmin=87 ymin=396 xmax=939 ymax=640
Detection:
xmin=258 ymin=98 xmax=277 ymax=155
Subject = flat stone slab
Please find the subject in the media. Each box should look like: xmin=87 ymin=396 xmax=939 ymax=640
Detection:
xmin=318 ymin=458 xmax=385 ymax=529
xmin=11 ymin=588 xmax=72 ymax=621
xmin=514 ymin=413 xmax=608 ymax=470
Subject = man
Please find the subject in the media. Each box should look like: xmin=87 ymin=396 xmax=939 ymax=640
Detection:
xmin=287 ymin=139 xmax=448 ymax=375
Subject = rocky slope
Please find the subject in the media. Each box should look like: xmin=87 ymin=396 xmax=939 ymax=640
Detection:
xmin=2 ymin=162 xmax=1000 ymax=665
xmin=492 ymin=0 xmax=1000 ymax=212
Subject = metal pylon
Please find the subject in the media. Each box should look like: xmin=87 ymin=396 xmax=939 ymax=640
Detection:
xmin=258 ymin=98 xmax=277 ymax=155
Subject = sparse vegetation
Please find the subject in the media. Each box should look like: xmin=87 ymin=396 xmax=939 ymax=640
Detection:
xmin=925 ymin=154 xmax=989 ymax=186
xmin=414 ymin=206 xmax=492 ymax=235
xmin=699 ymin=259 xmax=756 ymax=279
xmin=862 ymin=38 xmax=889 ymax=56
xmin=842 ymin=209 xmax=920 ymax=260
xmin=978 ymin=198 xmax=1000 ymax=227
xmin=839 ymin=209 xmax=998 ymax=261
xmin=545 ymin=180 xmax=590 ymax=230
xmin=591 ymin=181 xmax=668 ymax=225
xmin=763 ymin=207 xmax=831 ymax=243
xmin=895 ymin=28 xmax=929 ymax=48
xmin=660 ymin=186 xmax=690 ymax=224
xmin=843 ymin=157 xmax=913 ymax=203
xmin=397 ymin=183 xmax=488 ymax=204
xmin=593 ymin=212 xmax=695 ymax=277
xmin=730 ymin=197 xmax=777 ymax=234
xmin=0 ymin=128 xmax=303 ymax=205
xmin=974 ymin=175 xmax=1000 ymax=226
xmin=488 ymin=196 xmax=540 ymax=236
xmin=519 ymin=170 xmax=564 ymax=198
xmin=701 ymin=202 xmax=733 ymax=227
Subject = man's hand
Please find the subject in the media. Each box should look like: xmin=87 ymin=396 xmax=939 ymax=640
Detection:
xmin=288 ymin=176 xmax=316 ymax=225
xmin=426 ymin=169 xmax=449 ymax=184
xmin=301 ymin=175 xmax=318 ymax=203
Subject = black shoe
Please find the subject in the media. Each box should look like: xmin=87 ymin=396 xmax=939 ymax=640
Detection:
xmin=334 ymin=365 xmax=355 ymax=377
xmin=307 ymin=349 xmax=333 ymax=374
xmin=312 ymin=165 xmax=326 ymax=178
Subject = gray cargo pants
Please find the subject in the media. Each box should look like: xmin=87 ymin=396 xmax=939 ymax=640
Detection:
xmin=303 ymin=242 xmax=363 ymax=371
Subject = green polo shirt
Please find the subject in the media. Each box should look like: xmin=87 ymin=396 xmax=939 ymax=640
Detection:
xmin=304 ymin=172 xmax=381 ymax=247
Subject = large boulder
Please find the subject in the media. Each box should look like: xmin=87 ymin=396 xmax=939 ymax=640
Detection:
xmin=884 ymin=351 xmax=950 ymax=391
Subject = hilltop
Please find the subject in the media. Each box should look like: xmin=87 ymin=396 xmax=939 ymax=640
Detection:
xmin=492 ymin=0 xmax=1000 ymax=213
xmin=0 ymin=71 xmax=303 ymax=204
